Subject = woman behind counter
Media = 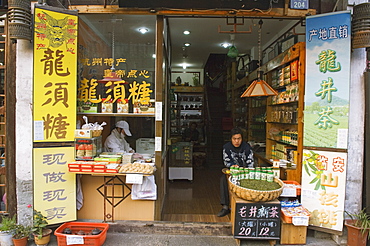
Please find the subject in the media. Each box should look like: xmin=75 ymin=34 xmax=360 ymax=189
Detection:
xmin=104 ymin=120 xmax=135 ymax=154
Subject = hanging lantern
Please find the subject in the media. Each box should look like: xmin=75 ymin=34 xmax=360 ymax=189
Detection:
xmin=227 ymin=45 xmax=239 ymax=58
xmin=241 ymin=20 xmax=277 ymax=97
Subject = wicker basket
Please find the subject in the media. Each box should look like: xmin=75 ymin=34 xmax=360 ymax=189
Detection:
xmin=91 ymin=130 xmax=102 ymax=137
xmin=228 ymin=176 xmax=284 ymax=202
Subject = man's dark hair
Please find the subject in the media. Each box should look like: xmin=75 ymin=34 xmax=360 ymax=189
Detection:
xmin=230 ymin=127 xmax=243 ymax=139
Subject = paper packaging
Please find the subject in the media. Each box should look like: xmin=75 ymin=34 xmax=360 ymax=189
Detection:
xmin=117 ymin=99 xmax=129 ymax=113
xmin=101 ymin=98 xmax=113 ymax=113
xmin=75 ymin=129 xmax=92 ymax=138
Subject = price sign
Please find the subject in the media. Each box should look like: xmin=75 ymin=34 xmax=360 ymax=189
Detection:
xmin=234 ymin=201 xmax=281 ymax=239
xmin=66 ymin=235 xmax=84 ymax=245
xmin=280 ymin=187 xmax=297 ymax=197
xmin=292 ymin=216 xmax=309 ymax=226
xmin=125 ymin=174 xmax=143 ymax=184
xmin=290 ymin=0 xmax=308 ymax=9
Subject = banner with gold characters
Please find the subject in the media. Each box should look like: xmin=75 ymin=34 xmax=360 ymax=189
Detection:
xmin=301 ymin=149 xmax=347 ymax=231
xmin=33 ymin=7 xmax=78 ymax=142
xmin=33 ymin=147 xmax=76 ymax=224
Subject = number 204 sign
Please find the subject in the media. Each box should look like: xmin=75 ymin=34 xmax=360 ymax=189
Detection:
xmin=290 ymin=0 xmax=308 ymax=9
xmin=234 ymin=202 xmax=281 ymax=239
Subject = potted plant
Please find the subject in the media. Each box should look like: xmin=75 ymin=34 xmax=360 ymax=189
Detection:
xmin=345 ymin=208 xmax=370 ymax=246
xmin=12 ymin=224 xmax=31 ymax=246
xmin=32 ymin=210 xmax=52 ymax=246
xmin=0 ymin=215 xmax=16 ymax=246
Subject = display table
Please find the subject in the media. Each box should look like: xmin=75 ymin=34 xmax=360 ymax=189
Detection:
xmin=229 ymin=190 xmax=280 ymax=246
xmin=75 ymin=172 xmax=151 ymax=222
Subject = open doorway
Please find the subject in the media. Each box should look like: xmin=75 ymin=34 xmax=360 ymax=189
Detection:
xmin=162 ymin=16 xmax=303 ymax=222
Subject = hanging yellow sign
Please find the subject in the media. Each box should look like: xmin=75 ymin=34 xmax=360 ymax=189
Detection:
xmin=33 ymin=147 xmax=76 ymax=225
xmin=33 ymin=7 xmax=78 ymax=142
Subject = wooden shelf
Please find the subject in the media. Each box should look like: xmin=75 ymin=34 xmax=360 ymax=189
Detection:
xmin=269 ymin=101 xmax=298 ymax=106
xmin=267 ymin=138 xmax=298 ymax=146
xmin=265 ymin=42 xmax=305 ymax=183
xmin=267 ymin=121 xmax=297 ymax=125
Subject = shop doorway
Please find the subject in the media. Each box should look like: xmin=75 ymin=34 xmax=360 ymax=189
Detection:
xmin=162 ymin=16 xmax=303 ymax=222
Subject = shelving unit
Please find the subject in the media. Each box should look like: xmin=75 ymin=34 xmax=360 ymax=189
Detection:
xmin=170 ymin=86 xmax=204 ymax=141
xmin=264 ymin=42 xmax=305 ymax=182
xmin=248 ymin=98 xmax=266 ymax=143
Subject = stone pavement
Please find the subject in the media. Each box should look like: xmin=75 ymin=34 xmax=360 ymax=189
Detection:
xmin=27 ymin=220 xmax=346 ymax=246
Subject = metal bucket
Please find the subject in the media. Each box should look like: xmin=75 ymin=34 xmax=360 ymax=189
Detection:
xmin=353 ymin=3 xmax=370 ymax=49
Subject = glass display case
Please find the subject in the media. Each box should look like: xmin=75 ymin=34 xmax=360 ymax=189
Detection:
xmin=75 ymin=136 xmax=102 ymax=160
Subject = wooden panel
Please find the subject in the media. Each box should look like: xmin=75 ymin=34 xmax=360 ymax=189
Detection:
xmin=280 ymin=218 xmax=307 ymax=244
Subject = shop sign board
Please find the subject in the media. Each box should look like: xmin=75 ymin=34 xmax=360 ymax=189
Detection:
xmin=301 ymin=149 xmax=347 ymax=231
xmin=233 ymin=202 xmax=281 ymax=239
xmin=304 ymin=11 xmax=351 ymax=149
xmin=118 ymin=0 xmax=275 ymax=10
xmin=33 ymin=7 xmax=78 ymax=142
xmin=33 ymin=147 xmax=76 ymax=224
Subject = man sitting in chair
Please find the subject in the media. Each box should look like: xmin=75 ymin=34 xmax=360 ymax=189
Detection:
xmin=218 ymin=127 xmax=254 ymax=217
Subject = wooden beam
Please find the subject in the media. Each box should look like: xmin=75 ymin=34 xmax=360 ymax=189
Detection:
xmin=154 ymin=15 xmax=164 ymax=221
xmin=69 ymin=5 xmax=316 ymax=18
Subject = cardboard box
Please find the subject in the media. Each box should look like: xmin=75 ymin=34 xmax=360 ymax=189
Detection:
xmin=75 ymin=129 xmax=92 ymax=138
xmin=133 ymin=99 xmax=155 ymax=114
xmin=101 ymin=98 xmax=113 ymax=113
xmin=78 ymin=99 xmax=98 ymax=113
xmin=116 ymin=99 xmax=129 ymax=113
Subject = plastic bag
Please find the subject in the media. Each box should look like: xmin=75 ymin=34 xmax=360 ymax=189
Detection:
xmin=131 ymin=175 xmax=157 ymax=200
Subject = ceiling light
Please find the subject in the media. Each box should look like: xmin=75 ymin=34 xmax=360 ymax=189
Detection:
xmin=138 ymin=28 xmax=149 ymax=34
xmin=184 ymin=43 xmax=191 ymax=47
xmin=152 ymin=54 xmax=156 ymax=58
xmin=181 ymin=63 xmax=188 ymax=69
xmin=221 ymin=42 xmax=231 ymax=48
xmin=183 ymin=30 xmax=191 ymax=35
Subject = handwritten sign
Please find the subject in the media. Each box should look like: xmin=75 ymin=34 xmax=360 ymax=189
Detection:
xmin=234 ymin=202 xmax=281 ymax=239
xmin=66 ymin=235 xmax=84 ymax=245
xmin=280 ymin=187 xmax=297 ymax=197
xmin=292 ymin=216 xmax=309 ymax=226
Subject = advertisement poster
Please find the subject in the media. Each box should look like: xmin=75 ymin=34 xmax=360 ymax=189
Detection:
xmin=33 ymin=7 xmax=78 ymax=142
xmin=301 ymin=149 xmax=347 ymax=231
xmin=304 ymin=11 xmax=351 ymax=149
xmin=33 ymin=147 xmax=76 ymax=224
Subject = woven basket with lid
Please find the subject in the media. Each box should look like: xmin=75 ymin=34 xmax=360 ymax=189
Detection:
xmin=228 ymin=176 xmax=284 ymax=202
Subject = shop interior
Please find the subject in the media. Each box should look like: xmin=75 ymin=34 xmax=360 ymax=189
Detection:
xmin=77 ymin=14 xmax=305 ymax=222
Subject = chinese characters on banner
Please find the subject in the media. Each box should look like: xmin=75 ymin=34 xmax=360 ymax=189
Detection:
xmin=301 ymin=150 xmax=347 ymax=231
xmin=304 ymin=11 xmax=351 ymax=149
xmin=33 ymin=7 xmax=77 ymax=142
xmin=33 ymin=7 xmax=78 ymax=223
xmin=33 ymin=147 xmax=76 ymax=224
xmin=78 ymin=60 xmax=153 ymax=114
xmin=302 ymin=11 xmax=351 ymax=232
xmin=234 ymin=202 xmax=281 ymax=239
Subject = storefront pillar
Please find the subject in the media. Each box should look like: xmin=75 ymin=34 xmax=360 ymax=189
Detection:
xmin=346 ymin=47 xmax=366 ymax=213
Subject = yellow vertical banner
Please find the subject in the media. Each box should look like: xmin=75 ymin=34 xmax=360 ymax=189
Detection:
xmin=33 ymin=7 xmax=78 ymax=142
xmin=33 ymin=147 xmax=76 ymax=224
